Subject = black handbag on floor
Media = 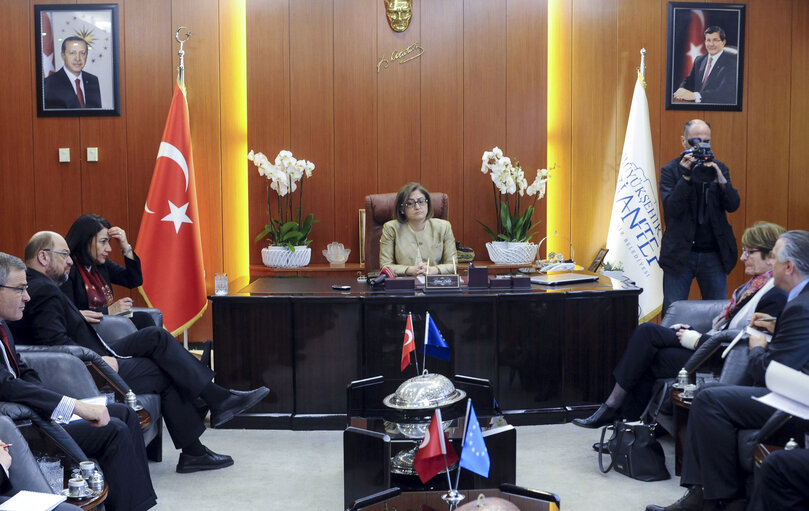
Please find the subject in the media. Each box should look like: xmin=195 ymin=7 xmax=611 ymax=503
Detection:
xmin=597 ymin=383 xmax=671 ymax=482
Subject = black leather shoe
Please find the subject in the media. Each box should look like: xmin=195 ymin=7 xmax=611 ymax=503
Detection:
xmin=571 ymin=404 xmax=619 ymax=429
xmin=592 ymin=441 xmax=610 ymax=453
xmin=176 ymin=446 xmax=234 ymax=473
xmin=645 ymin=486 xmax=703 ymax=511
xmin=209 ymin=387 xmax=270 ymax=428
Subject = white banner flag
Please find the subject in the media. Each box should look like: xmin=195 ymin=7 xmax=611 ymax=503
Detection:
xmin=605 ymin=72 xmax=663 ymax=322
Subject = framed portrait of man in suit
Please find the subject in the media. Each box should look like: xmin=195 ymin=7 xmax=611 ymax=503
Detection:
xmin=34 ymin=4 xmax=121 ymax=117
xmin=665 ymin=3 xmax=745 ymax=111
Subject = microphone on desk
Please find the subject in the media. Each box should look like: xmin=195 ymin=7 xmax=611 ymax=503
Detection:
xmin=369 ymin=266 xmax=395 ymax=286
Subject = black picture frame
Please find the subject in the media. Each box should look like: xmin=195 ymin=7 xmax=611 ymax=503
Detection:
xmin=665 ymin=2 xmax=745 ymax=111
xmin=35 ymin=4 xmax=121 ymax=117
xmin=588 ymin=248 xmax=609 ymax=273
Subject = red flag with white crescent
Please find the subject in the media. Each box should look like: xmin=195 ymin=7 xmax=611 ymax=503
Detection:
xmin=401 ymin=313 xmax=415 ymax=372
xmin=135 ymin=81 xmax=206 ymax=335
xmin=413 ymin=408 xmax=459 ymax=483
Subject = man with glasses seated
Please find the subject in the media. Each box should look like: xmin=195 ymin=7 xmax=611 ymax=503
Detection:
xmin=379 ymin=182 xmax=457 ymax=276
xmin=9 ymin=232 xmax=269 ymax=474
xmin=0 ymin=252 xmax=156 ymax=511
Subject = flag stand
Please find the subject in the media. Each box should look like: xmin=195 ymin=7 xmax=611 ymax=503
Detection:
xmin=175 ymin=26 xmax=191 ymax=85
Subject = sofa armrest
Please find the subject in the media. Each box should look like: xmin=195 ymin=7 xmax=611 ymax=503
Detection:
xmin=661 ymin=299 xmax=729 ymax=331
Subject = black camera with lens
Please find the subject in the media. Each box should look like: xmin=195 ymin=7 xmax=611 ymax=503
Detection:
xmin=683 ymin=137 xmax=717 ymax=184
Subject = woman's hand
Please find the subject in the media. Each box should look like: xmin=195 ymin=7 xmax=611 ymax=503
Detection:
xmin=0 ymin=440 xmax=11 ymax=471
xmin=750 ymin=312 xmax=776 ymax=334
xmin=676 ymin=328 xmax=702 ymax=350
xmin=108 ymin=226 xmax=133 ymax=257
xmin=108 ymin=297 xmax=134 ymax=316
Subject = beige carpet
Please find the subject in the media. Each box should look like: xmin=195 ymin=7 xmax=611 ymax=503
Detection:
xmin=146 ymin=422 xmax=684 ymax=510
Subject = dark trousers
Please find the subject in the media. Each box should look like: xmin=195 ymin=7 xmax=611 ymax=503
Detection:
xmin=64 ymin=403 xmax=156 ymax=511
xmin=613 ymin=322 xmax=693 ymax=419
xmin=663 ymin=250 xmax=728 ymax=316
xmin=680 ymin=385 xmax=771 ymax=500
xmin=111 ymin=327 xmax=213 ymax=449
xmin=749 ymin=448 xmax=809 ymax=510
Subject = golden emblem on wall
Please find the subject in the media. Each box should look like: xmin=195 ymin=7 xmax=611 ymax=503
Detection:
xmin=384 ymin=0 xmax=412 ymax=32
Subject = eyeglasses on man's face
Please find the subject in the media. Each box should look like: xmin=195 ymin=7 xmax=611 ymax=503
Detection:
xmin=43 ymin=249 xmax=71 ymax=258
xmin=404 ymin=198 xmax=428 ymax=209
xmin=0 ymin=284 xmax=28 ymax=295
xmin=741 ymin=248 xmax=761 ymax=257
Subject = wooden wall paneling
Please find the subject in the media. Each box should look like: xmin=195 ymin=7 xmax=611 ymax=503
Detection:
xmin=247 ymin=0 xmax=290 ymax=267
xmin=506 ymin=0 xmax=548 ymax=247
xmin=333 ymin=0 xmax=378 ymax=263
xmin=376 ymin=0 xmax=421 ymax=194
xmin=745 ymin=0 xmax=791 ymax=229
xmin=75 ymin=0 xmax=130 ymax=303
xmin=289 ymin=0 xmax=335 ymax=261
xmin=617 ymin=0 xmax=661 ymax=171
xmin=0 ymin=0 xmax=36 ymax=256
xmin=463 ymin=0 xmax=507 ymax=257
xmin=788 ymin=0 xmax=809 ymax=231
xmin=420 ymin=0 xmax=464 ymax=242
xmin=124 ymin=0 xmax=173 ymax=253
xmin=30 ymin=0 xmax=83 ymax=237
xmin=570 ymin=0 xmax=618 ymax=267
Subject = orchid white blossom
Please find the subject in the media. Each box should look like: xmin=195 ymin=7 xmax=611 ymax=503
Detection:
xmin=479 ymin=147 xmax=551 ymax=242
xmin=248 ymin=149 xmax=317 ymax=247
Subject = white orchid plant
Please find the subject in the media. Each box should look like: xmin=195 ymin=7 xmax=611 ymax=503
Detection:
xmin=248 ymin=149 xmax=317 ymax=250
xmin=479 ymin=146 xmax=550 ymax=242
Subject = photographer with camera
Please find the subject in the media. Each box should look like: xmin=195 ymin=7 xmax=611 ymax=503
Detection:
xmin=659 ymin=119 xmax=740 ymax=316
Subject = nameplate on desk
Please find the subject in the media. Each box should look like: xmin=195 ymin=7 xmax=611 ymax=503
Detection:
xmin=385 ymin=278 xmax=415 ymax=290
xmin=425 ymin=274 xmax=460 ymax=290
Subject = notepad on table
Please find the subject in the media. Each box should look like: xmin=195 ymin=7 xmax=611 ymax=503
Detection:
xmin=0 ymin=490 xmax=67 ymax=511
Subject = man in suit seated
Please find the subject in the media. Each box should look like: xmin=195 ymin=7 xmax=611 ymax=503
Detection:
xmin=9 ymin=232 xmax=269 ymax=473
xmin=43 ymin=36 xmax=102 ymax=109
xmin=647 ymin=230 xmax=809 ymax=511
xmin=0 ymin=252 xmax=156 ymax=510
xmin=748 ymin=447 xmax=809 ymax=510
xmin=672 ymin=25 xmax=738 ymax=105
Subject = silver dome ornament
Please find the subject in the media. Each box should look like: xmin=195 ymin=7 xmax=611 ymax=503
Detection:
xmin=383 ymin=372 xmax=466 ymax=410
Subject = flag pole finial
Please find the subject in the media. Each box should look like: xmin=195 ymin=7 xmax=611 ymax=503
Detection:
xmin=175 ymin=26 xmax=192 ymax=85
xmin=638 ymin=48 xmax=647 ymax=88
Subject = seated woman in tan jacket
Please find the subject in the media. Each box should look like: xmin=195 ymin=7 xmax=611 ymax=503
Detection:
xmin=379 ymin=182 xmax=457 ymax=276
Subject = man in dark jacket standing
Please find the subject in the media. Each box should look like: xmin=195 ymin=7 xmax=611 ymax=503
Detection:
xmin=659 ymin=119 xmax=740 ymax=315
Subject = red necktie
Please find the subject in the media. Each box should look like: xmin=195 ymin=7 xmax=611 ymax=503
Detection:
xmin=0 ymin=326 xmax=20 ymax=378
xmin=700 ymin=57 xmax=713 ymax=91
xmin=75 ymin=78 xmax=85 ymax=107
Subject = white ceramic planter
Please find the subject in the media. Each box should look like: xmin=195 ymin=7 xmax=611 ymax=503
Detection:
xmin=261 ymin=245 xmax=312 ymax=268
xmin=485 ymin=241 xmax=539 ymax=265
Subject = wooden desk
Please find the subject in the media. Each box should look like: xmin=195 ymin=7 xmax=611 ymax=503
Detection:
xmin=211 ymin=273 xmax=640 ymax=429
xmin=248 ymin=261 xmax=540 ymax=280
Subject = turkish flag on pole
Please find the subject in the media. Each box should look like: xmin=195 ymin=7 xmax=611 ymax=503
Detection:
xmin=413 ymin=408 xmax=459 ymax=484
xmin=401 ymin=313 xmax=415 ymax=372
xmin=135 ymin=81 xmax=206 ymax=335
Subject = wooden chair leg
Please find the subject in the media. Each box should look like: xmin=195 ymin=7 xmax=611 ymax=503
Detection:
xmin=146 ymin=417 xmax=163 ymax=462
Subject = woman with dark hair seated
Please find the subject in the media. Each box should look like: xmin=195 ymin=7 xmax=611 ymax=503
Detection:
xmin=61 ymin=214 xmax=155 ymax=330
xmin=379 ymin=182 xmax=457 ymax=276
xmin=573 ymin=221 xmax=788 ymax=428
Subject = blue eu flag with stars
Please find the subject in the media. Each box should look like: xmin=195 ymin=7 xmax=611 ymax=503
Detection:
xmin=459 ymin=400 xmax=490 ymax=477
xmin=420 ymin=312 xmax=451 ymax=361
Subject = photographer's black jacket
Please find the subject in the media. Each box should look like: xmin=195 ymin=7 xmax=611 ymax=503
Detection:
xmin=659 ymin=157 xmax=740 ymax=275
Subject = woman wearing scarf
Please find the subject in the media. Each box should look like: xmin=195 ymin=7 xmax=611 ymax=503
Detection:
xmin=573 ymin=221 xmax=787 ymax=429
xmin=61 ymin=214 xmax=155 ymax=330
